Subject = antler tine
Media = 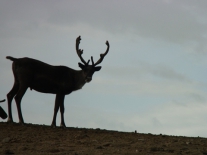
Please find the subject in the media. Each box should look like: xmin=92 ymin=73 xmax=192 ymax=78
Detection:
xmin=76 ymin=36 xmax=87 ymax=65
xmin=91 ymin=56 xmax=95 ymax=66
xmin=94 ymin=40 xmax=110 ymax=66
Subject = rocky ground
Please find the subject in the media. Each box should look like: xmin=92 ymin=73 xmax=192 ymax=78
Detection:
xmin=1 ymin=122 xmax=207 ymax=155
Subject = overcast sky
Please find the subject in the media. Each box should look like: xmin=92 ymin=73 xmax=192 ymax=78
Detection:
xmin=0 ymin=0 xmax=207 ymax=137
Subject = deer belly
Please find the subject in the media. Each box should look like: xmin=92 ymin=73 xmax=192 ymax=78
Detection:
xmin=30 ymin=78 xmax=72 ymax=94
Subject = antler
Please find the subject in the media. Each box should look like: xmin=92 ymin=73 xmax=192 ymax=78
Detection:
xmin=76 ymin=36 xmax=90 ymax=65
xmin=92 ymin=40 xmax=110 ymax=66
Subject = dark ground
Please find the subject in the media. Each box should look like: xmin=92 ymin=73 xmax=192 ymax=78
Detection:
xmin=1 ymin=122 xmax=207 ymax=155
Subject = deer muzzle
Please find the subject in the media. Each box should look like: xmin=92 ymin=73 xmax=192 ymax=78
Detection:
xmin=85 ymin=77 xmax=92 ymax=83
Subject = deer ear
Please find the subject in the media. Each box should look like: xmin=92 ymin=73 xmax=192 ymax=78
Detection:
xmin=95 ymin=66 xmax=102 ymax=71
xmin=78 ymin=63 xmax=85 ymax=69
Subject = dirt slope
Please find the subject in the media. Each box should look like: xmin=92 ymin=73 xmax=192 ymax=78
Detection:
xmin=1 ymin=122 xmax=207 ymax=155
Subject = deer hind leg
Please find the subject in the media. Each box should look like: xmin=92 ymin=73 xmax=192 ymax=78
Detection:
xmin=7 ymin=81 xmax=19 ymax=123
xmin=14 ymin=85 xmax=28 ymax=124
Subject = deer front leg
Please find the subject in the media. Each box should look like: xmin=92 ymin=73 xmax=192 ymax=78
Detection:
xmin=59 ymin=95 xmax=66 ymax=128
xmin=51 ymin=94 xmax=65 ymax=127
xmin=51 ymin=94 xmax=60 ymax=127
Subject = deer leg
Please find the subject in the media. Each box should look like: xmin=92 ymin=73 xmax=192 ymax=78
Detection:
xmin=51 ymin=94 xmax=60 ymax=128
xmin=7 ymin=81 xmax=19 ymax=123
xmin=14 ymin=86 xmax=28 ymax=124
xmin=59 ymin=95 xmax=66 ymax=128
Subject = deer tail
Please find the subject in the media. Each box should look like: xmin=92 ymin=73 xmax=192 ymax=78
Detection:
xmin=6 ymin=56 xmax=18 ymax=61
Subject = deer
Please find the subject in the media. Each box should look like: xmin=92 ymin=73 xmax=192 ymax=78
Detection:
xmin=0 ymin=99 xmax=7 ymax=119
xmin=6 ymin=36 xmax=110 ymax=127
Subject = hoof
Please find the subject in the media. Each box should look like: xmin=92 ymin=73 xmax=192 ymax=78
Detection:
xmin=51 ymin=123 xmax=56 ymax=128
xmin=19 ymin=121 xmax=25 ymax=126
xmin=60 ymin=123 xmax=66 ymax=128
xmin=7 ymin=118 xmax=13 ymax=123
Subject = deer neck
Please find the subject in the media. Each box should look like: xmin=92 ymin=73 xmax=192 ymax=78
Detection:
xmin=73 ymin=70 xmax=86 ymax=91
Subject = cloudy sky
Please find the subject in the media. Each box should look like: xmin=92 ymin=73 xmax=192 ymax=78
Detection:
xmin=0 ymin=0 xmax=207 ymax=137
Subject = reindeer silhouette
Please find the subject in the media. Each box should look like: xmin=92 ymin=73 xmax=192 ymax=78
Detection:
xmin=6 ymin=36 xmax=110 ymax=127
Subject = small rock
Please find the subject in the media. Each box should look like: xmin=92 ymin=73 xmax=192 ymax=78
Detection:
xmin=2 ymin=137 xmax=11 ymax=143
xmin=96 ymin=146 xmax=103 ymax=149
xmin=4 ymin=150 xmax=14 ymax=154
xmin=168 ymin=149 xmax=174 ymax=153
xmin=150 ymin=147 xmax=164 ymax=152
xmin=49 ymin=148 xmax=60 ymax=153
xmin=92 ymin=140 xmax=98 ymax=143
xmin=103 ymin=143 xmax=111 ymax=147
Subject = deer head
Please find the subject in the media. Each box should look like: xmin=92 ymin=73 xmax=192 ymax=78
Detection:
xmin=76 ymin=36 xmax=110 ymax=82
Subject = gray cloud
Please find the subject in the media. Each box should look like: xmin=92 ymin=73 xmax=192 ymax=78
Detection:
xmin=1 ymin=1 xmax=207 ymax=46
xmin=105 ymin=61 xmax=191 ymax=83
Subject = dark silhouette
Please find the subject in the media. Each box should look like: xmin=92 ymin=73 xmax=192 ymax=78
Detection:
xmin=6 ymin=36 xmax=110 ymax=127
xmin=0 ymin=99 xmax=7 ymax=119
